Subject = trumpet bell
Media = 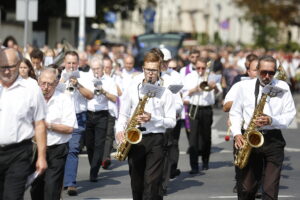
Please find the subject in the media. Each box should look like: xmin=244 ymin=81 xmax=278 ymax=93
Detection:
xmin=199 ymin=81 xmax=212 ymax=91
xmin=247 ymin=130 xmax=264 ymax=148
xmin=125 ymin=127 xmax=142 ymax=144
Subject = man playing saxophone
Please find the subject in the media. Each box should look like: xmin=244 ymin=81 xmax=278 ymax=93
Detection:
xmin=230 ymin=55 xmax=296 ymax=200
xmin=115 ymin=50 xmax=176 ymax=200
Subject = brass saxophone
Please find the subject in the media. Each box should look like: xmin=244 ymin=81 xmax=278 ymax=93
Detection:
xmin=114 ymin=94 xmax=151 ymax=161
xmin=276 ymin=65 xmax=287 ymax=81
xmin=234 ymin=93 xmax=268 ymax=169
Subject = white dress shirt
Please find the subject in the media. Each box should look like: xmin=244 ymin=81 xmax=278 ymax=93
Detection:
xmin=0 ymin=77 xmax=46 ymax=145
xmin=87 ymin=75 xmax=118 ymax=112
xmin=182 ymin=71 xmax=217 ymax=106
xmin=61 ymin=70 xmax=93 ymax=114
xmin=116 ymin=80 xmax=176 ymax=134
xmin=46 ymin=90 xmax=77 ymax=146
xmin=229 ymin=78 xmax=296 ymax=137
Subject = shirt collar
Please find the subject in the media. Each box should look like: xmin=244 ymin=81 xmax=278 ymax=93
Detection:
xmin=5 ymin=76 xmax=27 ymax=90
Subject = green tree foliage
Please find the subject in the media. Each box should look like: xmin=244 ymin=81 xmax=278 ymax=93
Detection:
xmin=233 ymin=0 xmax=300 ymax=49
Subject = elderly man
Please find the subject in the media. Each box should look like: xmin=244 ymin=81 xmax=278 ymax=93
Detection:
xmin=0 ymin=48 xmax=47 ymax=200
xmin=230 ymin=55 xmax=296 ymax=199
xmin=60 ymin=51 xmax=94 ymax=196
xmin=85 ymin=57 xmax=118 ymax=181
xmin=30 ymin=68 xmax=77 ymax=200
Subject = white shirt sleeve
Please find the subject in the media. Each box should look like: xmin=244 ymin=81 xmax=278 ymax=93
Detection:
xmin=229 ymin=89 xmax=244 ymax=137
xmin=32 ymin=84 xmax=47 ymax=122
xmin=270 ymin=83 xmax=296 ymax=128
xmin=115 ymin=88 xmax=132 ymax=133
xmin=151 ymin=89 xmax=176 ymax=129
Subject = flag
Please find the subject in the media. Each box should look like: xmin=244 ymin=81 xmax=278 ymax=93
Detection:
xmin=220 ymin=19 xmax=230 ymax=29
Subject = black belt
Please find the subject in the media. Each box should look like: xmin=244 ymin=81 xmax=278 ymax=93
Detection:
xmin=47 ymin=142 xmax=68 ymax=150
xmin=260 ymin=129 xmax=281 ymax=135
xmin=0 ymin=139 xmax=32 ymax=151
xmin=87 ymin=110 xmax=108 ymax=115
xmin=190 ymin=105 xmax=212 ymax=109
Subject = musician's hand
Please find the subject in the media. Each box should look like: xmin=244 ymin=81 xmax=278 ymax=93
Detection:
xmin=137 ymin=112 xmax=151 ymax=123
xmin=208 ymin=81 xmax=216 ymax=89
xmin=69 ymin=77 xmax=78 ymax=87
xmin=35 ymin=157 xmax=47 ymax=175
xmin=234 ymin=134 xmax=245 ymax=149
xmin=116 ymin=131 xmax=125 ymax=144
xmin=254 ymin=114 xmax=272 ymax=127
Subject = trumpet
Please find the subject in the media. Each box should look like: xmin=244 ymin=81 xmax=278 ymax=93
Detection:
xmin=66 ymin=82 xmax=75 ymax=94
xmin=199 ymin=61 xmax=213 ymax=91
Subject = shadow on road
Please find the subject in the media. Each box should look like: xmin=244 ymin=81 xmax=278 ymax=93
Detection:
xmin=167 ymin=171 xmax=204 ymax=195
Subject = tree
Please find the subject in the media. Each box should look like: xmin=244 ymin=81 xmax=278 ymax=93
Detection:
xmin=233 ymin=0 xmax=300 ymax=49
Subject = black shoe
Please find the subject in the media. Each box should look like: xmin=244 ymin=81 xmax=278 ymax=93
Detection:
xmin=233 ymin=185 xmax=237 ymax=193
xmin=202 ymin=163 xmax=209 ymax=170
xmin=67 ymin=186 xmax=78 ymax=196
xmin=170 ymin=169 xmax=181 ymax=179
xmin=255 ymin=191 xmax=262 ymax=198
xmin=189 ymin=169 xmax=199 ymax=174
xmin=90 ymin=176 xmax=98 ymax=182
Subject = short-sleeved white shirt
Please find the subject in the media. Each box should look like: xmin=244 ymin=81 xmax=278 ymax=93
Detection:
xmin=0 ymin=76 xmax=46 ymax=145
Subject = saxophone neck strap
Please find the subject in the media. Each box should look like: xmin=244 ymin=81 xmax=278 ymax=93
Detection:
xmin=254 ymin=79 xmax=260 ymax=107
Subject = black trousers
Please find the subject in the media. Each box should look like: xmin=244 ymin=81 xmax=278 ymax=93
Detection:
xmin=189 ymin=105 xmax=213 ymax=170
xmin=103 ymin=113 xmax=116 ymax=160
xmin=0 ymin=140 xmax=33 ymax=200
xmin=85 ymin=110 xmax=108 ymax=178
xmin=161 ymin=119 xmax=181 ymax=190
xmin=128 ymin=133 xmax=164 ymax=200
xmin=237 ymin=130 xmax=285 ymax=200
xmin=30 ymin=143 xmax=68 ymax=200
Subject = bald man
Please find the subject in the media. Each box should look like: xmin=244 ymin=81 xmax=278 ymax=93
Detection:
xmin=0 ymin=48 xmax=47 ymax=200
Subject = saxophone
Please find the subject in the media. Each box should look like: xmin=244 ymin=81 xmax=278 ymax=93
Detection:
xmin=234 ymin=93 xmax=267 ymax=169
xmin=114 ymin=94 xmax=151 ymax=161
xmin=276 ymin=65 xmax=287 ymax=81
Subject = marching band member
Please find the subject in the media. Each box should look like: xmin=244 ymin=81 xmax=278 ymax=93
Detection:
xmin=230 ymin=55 xmax=296 ymax=199
xmin=60 ymin=51 xmax=94 ymax=196
xmin=85 ymin=57 xmax=118 ymax=182
xmin=31 ymin=68 xmax=77 ymax=200
xmin=115 ymin=50 xmax=176 ymax=200
xmin=183 ymin=57 xmax=221 ymax=174
xmin=0 ymin=48 xmax=47 ymax=199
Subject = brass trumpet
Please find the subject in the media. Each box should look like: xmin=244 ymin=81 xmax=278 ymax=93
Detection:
xmin=199 ymin=61 xmax=213 ymax=91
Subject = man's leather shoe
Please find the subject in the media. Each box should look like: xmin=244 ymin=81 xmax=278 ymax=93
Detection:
xmin=202 ymin=163 xmax=209 ymax=170
xmin=189 ymin=169 xmax=199 ymax=174
xmin=170 ymin=169 xmax=181 ymax=179
xmin=67 ymin=186 xmax=77 ymax=196
xmin=90 ymin=176 xmax=98 ymax=182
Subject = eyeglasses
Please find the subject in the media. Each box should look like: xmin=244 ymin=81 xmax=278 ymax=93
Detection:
xmin=0 ymin=63 xmax=18 ymax=72
xmin=260 ymin=70 xmax=276 ymax=76
xmin=196 ymin=67 xmax=206 ymax=70
xmin=144 ymin=68 xmax=159 ymax=73
xmin=39 ymin=81 xmax=56 ymax=88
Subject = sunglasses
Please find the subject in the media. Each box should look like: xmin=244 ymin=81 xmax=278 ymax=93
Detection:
xmin=196 ymin=67 xmax=206 ymax=70
xmin=260 ymin=70 xmax=276 ymax=76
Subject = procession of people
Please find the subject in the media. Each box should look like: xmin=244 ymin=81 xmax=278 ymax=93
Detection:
xmin=0 ymin=36 xmax=298 ymax=200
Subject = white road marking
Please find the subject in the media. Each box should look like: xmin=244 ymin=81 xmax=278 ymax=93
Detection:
xmin=209 ymin=195 xmax=295 ymax=198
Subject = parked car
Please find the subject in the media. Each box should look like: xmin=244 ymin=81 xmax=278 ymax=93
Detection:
xmin=135 ymin=32 xmax=186 ymax=69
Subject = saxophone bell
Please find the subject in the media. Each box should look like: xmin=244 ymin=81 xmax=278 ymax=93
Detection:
xmin=125 ymin=127 xmax=142 ymax=144
xmin=247 ymin=130 xmax=264 ymax=148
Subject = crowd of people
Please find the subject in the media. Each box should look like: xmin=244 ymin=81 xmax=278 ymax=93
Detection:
xmin=0 ymin=35 xmax=298 ymax=200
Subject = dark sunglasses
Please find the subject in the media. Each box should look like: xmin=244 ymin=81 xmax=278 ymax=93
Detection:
xmin=196 ymin=67 xmax=206 ymax=70
xmin=260 ymin=70 xmax=275 ymax=76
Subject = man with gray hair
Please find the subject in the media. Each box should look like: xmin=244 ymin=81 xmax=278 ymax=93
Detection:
xmin=30 ymin=68 xmax=77 ymax=200
xmin=85 ymin=57 xmax=118 ymax=182
xmin=0 ymin=48 xmax=47 ymax=199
